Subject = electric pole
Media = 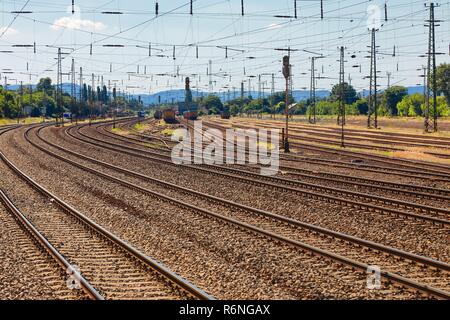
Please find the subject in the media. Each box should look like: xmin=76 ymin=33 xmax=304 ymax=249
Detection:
xmin=338 ymin=47 xmax=346 ymax=147
xmin=71 ymin=59 xmax=76 ymax=123
xmin=368 ymin=28 xmax=379 ymax=129
xmin=424 ymin=2 xmax=440 ymax=133
xmin=283 ymin=55 xmax=291 ymax=152
xmin=309 ymin=57 xmax=317 ymax=124
xmin=18 ymin=81 xmax=23 ymax=124
xmin=90 ymin=73 xmax=94 ymax=125
xmin=208 ymin=60 xmax=213 ymax=93
xmin=258 ymin=75 xmax=261 ymax=99
xmin=56 ymin=48 xmax=63 ymax=127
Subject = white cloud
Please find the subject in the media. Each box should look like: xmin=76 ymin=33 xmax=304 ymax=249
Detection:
xmin=266 ymin=23 xmax=282 ymax=30
xmin=51 ymin=16 xmax=106 ymax=32
xmin=0 ymin=26 xmax=19 ymax=37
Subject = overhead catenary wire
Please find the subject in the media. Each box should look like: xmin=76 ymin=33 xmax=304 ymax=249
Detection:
xmin=0 ymin=1 xmax=448 ymax=96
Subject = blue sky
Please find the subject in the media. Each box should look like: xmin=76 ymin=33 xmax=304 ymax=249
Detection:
xmin=0 ymin=0 xmax=449 ymax=96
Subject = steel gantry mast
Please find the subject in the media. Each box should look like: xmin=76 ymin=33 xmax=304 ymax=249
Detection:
xmin=308 ymin=55 xmax=323 ymax=124
xmin=338 ymin=47 xmax=346 ymax=147
xmin=424 ymin=2 xmax=440 ymax=133
xmin=71 ymin=59 xmax=76 ymax=123
xmin=56 ymin=48 xmax=63 ymax=126
xmin=309 ymin=57 xmax=317 ymax=124
xmin=368 ymin=28 xmax=379 ymax=129
xmin=337 ymin=47 xmax=346 ymax=128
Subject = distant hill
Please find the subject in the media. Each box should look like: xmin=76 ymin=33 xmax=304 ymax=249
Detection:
xmin=359 ymin=86 xmax=425 ymax=97
xmin=6 ymin=83 xmax=426 ymax=105
xmin=132 ymin=89 xmax=331 ymax=105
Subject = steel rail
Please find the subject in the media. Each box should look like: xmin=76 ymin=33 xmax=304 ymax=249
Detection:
xmin=118 ymin=120 xmax=450 ymax=200
xmin=34 ymin=125 xmax=450 ymax=272
xmin=203 ymin=120 xmax=450 ymax=176
xmin=238 ymin=120 xmax=450 ymax=150
xmin=24 ymin=125 xmax=450 ymax=299
xmin=181 ymin=119 xmax=450 ymax=182
xmin=0 ymin=189 xmax=104 ymax=300
xmin=71 ymin=124 xmax=450 ymax=225
xmin=109 ymin=118 xmax=450 ymax=181
xmin=244 ymin=118 xmax=450 ymax=145
xmin=0 ymin=127 xmax=213 ymax=301
xmin=110 ymin=120 xmax=450 ymax=210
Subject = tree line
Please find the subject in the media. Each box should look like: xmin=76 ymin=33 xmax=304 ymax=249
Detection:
xmin=0 ymin=77 xmax=143 ymax=120
xmin=193 ymin=63 xmax=450 ymax=118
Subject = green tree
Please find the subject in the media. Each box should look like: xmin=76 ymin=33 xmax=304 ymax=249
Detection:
xmin=274 ymin=101 xmax=286 ymax=114
xmin=435 ymin=63 xmax=450 ymax=105
xmin=316 ymin=100 xmax=339 ymax=115
xmin=102 ymin=85 xmax=109 ymax=104
xmin=435 ymin=96 xmax=450 ymax=116
xmin=382 ymin=86 xmax=408 ymax=116
xmin=292 ymin=102 xmax=308 ymax=115
xmin=112 ymin=87 xmax=117 ymax=101
xmin=330 ymin=82 xmax=357 ymax=104
xmin=96 ymin=86 xmax=101 ymax=102
xmin=352 ymin=99 xmax=369 ymax=115
xmin=37 ymin=95 xmax=57 ymax=117
xmin=36 ymin=78 xmax=53 ymax=96
xmin=0 ymin=90 xmax=19 ymax=117
xmin=268 ymin=92 xmax=294 ymax=107
xmin=200 ymin=95 xmax=223 ymax=114
xmin=397 ymin=93 xmax=424 ymax=117
xmin=82 ymin=84 xmax=88 ymax=102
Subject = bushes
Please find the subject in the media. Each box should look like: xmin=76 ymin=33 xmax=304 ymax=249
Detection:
xmin=397 ymin=94 xmax=424 ymax=116
xmin=396 ymin=94 xmax=449 ymax=117
xmin=316 ymin=101 xmax=339 ymax=115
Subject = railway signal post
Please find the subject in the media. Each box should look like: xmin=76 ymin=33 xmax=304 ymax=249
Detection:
xmin=282 ymin=55 xmax=291 ymax=153
xmin=338 ymin=47 xmax=346 ymax=148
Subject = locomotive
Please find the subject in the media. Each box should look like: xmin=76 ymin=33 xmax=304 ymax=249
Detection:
xmin=162 ymin=109 xmax=177 ymax=123
xmin=154 ymin=110 xmax=163 ymax=120
xmin=137 ymin=111 xmax=146 ymax=118
xmin=183 ymin=111 xmax=198 ymax=121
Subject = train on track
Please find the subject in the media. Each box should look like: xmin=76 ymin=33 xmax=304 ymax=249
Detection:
xmin=163 ymin=109 xmax=177 ymax=124
xmin=183 ymin=111 xmax=198 ymax=121
xmin=137 ymin=111 xmax=146 ymax=118
xmin=154 ymin=110 xmax=163 ymax=120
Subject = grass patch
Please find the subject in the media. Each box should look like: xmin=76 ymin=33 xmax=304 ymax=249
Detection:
xmin=143 ymin=142 xmax=166 ymax=150
xmin=0 ymin=117 xmax=43 ymax=126
xmin=133 ymin=123 xmax=148 ymax=132
xmin=257 ymin=141 xmax=275 ymax=150
xmin=111 ymin=127 xmax=123 ymax=133
xmin=161 ymin=128 xmax=175 ymax=136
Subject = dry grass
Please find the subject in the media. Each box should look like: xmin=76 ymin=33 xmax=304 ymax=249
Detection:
xmin=133 ymin=123 xmax=149 ymax=132
xmin=391 ymin=150 xmax=450 ymax=165
xmin=0 ymin=117 xmax=43 ymax=126
xmin=230 ymin=116 xmax=450 ymax=136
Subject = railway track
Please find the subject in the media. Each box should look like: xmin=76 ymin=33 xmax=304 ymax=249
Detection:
xmin=29 ymin=123 xmax=450 ymax=299
xmin=153 ymin=119 xmax=450 ymax=201
xmin=233 ymin=119 xmax=450 ymax=156
xmin=170 ymin=118 xmax=450 ymax=182
xmin=202 ymin=120 xmax=450 ymax=178
xmin=72 ymin=122 xmax=450 ymax=225
xmin=0 ymin=189 xmax=94 ymax=300
xmin=121 ymin=118 xmax=450 ymax=187
xmin=0 ymin=126 xmax=212 ymax=301
xmin=241 ymin=118 xmax=450 ymax=146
